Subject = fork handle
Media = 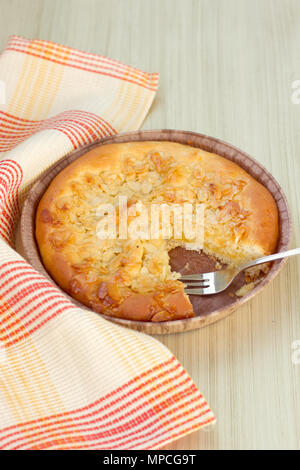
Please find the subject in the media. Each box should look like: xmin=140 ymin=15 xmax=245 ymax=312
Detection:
xmin=240 ymin=247 xmax=300 ymax=270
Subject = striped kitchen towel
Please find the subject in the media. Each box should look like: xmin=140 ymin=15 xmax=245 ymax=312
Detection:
xmin=0 ymin=36 xmax=215 ymax=450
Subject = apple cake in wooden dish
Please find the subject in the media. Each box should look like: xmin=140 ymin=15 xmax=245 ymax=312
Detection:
xmin=21 ymin=130 xmax=291 ymax=334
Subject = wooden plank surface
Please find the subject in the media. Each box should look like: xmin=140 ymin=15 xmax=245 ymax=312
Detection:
xmin=1 ymin=0 xmax=300 ymax=449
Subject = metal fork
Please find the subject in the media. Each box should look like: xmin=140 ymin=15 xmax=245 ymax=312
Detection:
xmin=180 ymin=248 xmax=300 ymax=295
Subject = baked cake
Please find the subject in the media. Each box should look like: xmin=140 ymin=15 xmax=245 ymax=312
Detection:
xmin=36 ymin=141 xmax=279 ymax=321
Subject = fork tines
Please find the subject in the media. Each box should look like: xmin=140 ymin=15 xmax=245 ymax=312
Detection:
xmin=180 ymin=272 xmax=215 ymax=294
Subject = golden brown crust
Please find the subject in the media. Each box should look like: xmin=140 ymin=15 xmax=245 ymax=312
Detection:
xmin=36 ymin=141 xmax=278 ymax=321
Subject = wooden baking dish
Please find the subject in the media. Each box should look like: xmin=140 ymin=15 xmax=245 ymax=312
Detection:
xmin=20 ymin=130 xmax=292 ymax=334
